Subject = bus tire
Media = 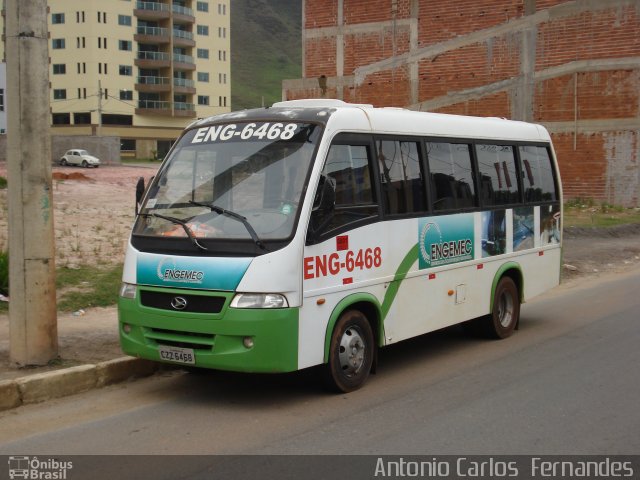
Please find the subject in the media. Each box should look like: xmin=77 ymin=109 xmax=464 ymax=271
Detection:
xmin=324 ymin=309 xmax=374 ymax=393
xmin=485 ymin=276 xmax=520 ymax=339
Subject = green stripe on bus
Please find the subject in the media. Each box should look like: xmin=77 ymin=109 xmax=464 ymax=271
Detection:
xmin=381 ymin=243 xmax=419 ymax=321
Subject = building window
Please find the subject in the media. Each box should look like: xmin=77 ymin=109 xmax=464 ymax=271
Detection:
xmin=218 ymin=96 xmax=227 ymax=107
xmin=218 ymin=3 xmax=226 ymax=15
xmin=118 ymin=15 xmax=131 ymax=26
xmin=197 ymin=48 xmax=209 ymax=59
xmin=197 ymin=95 xmax=209 ymax=105
xmin=218 ymin=50 xmax=226 ymax=61
xmin=74 ymin=112 xmax=91 ymax=124
xmin=197 ymin=1 xmax=209 ymax=12
xmin=119 ymin=65 xmax=132 ymax=76
xmin=197 ymin=72 xmax=209 ymax=82
xmin=218 ymin=27 xmax=226 ymax=38
xmin=98 ymin=37 xmax=107 ymax=49
xmin=53 ymin=89 xmax=67 ymax=100
xmin=52 ymin=38 xmax=65 ymax=49
xmin=51 ymin=13 xmax=65 ymax=24
xmin=76 ymin=37 xmax=86 ymax=48
xmin=218 ymin=73 xmax=227 ymax=84
xmin=120 ymin=90 xmax=133 ymax=101
xmin=197 ymin=25 xmax=209 ymax=35
xmin=98 ymin=63 xmax=108 ymax=75
xmin=77 ymin=62 xmax=86 ymax=74
xmin=0 ymin=89 xmax=4 ymax=112
xmin=119 ymin=40 xmax=132 ymax=51
xmin=52 ymin=113 xmax=71 ymax=125
xmin=98 ymin=11 xmax=107 ymax=23
xmin=121 ymin=139 xmax=136 ymax=151
xmin=76 ymin=11 xmax=85 ymax=23
xmin=53 ymin=64 xmax=66 ymax=75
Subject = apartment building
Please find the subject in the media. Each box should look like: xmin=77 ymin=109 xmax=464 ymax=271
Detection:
xmin=2 ymin=0 xmax=231 ymax=159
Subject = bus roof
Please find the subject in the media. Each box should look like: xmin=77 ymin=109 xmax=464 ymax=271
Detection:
xmin=189 ymin=99 xmax=551 ymax=143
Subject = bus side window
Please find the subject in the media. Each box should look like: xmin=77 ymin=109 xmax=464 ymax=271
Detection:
xmin=476 ymin=144 xmax=520 ymax=206
xmin=308 ymin=143 xmax=378 ymax=241
xmin=426 ymin=142 xmax=477 ymax=211
xmin=377 ymin=139 xmax=426 ymax=215
xmin=519 ymin=145 xmax=557 ymax=202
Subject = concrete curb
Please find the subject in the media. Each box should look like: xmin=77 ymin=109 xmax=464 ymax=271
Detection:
xmin=0 ymin=357 xmax=161 ymax=412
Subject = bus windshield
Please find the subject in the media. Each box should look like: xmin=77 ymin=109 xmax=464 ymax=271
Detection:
xmin=134 ymin=122 xmax=320 ymax=248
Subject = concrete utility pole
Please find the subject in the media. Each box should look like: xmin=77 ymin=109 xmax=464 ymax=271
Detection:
xmin=6 ymin=0 xmax=58 ymax=366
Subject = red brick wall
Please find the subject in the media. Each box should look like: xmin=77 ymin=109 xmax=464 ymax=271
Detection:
xmin=304 ymin=0 xmax=338 ymax=28
xmin=418 ymin=37 xmax=520 ymax=99
xmin=289 ymin=0 xmax=640 ymax=206
xmin=418 ymin=0 xmax=525 ymax=46
xmin=305 ymin=37 xmax=337 ymax=78
xmin=343 ymin=28 xmax=411 ymax=74
xmin=552 ymin=133 xmax=608 ymax=200
xmin=536 ymin=7 xmax=640 ymax=71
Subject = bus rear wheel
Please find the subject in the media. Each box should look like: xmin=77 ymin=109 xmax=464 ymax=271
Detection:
xmin=324 ymin=310 xmax=374 ymax=393
xmin=485 ymin=276 xmax=520 ymax=339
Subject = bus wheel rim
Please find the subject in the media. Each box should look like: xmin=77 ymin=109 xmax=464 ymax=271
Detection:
xmin=338 ymin=326 xmax=366 ymax=377
xmin=497 ymin=291 xmax=514 ymax=328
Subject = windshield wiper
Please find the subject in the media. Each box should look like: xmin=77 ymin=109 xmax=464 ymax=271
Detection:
xmin=144 ymin=212 xmax=209 ymax=252
xmin=189 ymin=201 xmax=267 ymax=250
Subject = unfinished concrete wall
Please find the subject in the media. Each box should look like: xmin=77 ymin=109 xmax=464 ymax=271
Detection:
xmin=284 ymin=0 xmax=640 ymax=206
xmin=51 ymin=136 xmax=121 ymax=165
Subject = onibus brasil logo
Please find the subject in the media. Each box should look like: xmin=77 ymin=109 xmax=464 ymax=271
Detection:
xmin=8 ymin=456 xmax=73 ymax=480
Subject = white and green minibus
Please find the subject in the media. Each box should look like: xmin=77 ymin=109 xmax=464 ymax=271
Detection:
xmin=119 ymin=99 xmax=562 ymax=392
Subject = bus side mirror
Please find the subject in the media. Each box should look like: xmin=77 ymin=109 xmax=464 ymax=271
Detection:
xmin=135 ymin=177 xmax=145 ymax=215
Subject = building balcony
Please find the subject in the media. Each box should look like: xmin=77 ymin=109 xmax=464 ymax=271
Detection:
xmin=172 ymin=4 xmax=195 ymax=24
xmin=136 ymin=99 xmax=172 ymax=116
xmin=134 ymin=1 xmax=170 ymax=21
xmin=135 ymin=76 xmax=171 ymax=93
xmin=134 ymin=26 xmax=170 ymax=45
xmin=173 ymin=53 xmax=196 ymax=71
xmin=135 ymin=50 xmax=171 ymax=69
xmin=172 ymin=29 xmax=195 ymax=47
xmin=174 ymin=102 xmax=196 ymax=118
xmin=173 ymin=77 xmax=196 ymax=94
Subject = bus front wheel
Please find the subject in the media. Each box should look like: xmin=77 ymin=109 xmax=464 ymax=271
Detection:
xmin=486 ymin=276 xmax=520 ymax=339
xmin=324 ymin=310 xmax=374 ymax=393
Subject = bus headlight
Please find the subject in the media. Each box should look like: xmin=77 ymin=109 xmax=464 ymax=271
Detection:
xmin=119 ymin=283 xmax=137 ymax=299
xmin=230 ymin=293 xmax=288 ymax=309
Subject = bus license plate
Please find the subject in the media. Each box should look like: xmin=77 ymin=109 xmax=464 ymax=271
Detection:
xmin=158 ymin=345 xmax=195 ymax=365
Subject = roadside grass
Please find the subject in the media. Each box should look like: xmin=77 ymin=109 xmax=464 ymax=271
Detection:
xmin=0 ymin=264 xmax=122 ymax=314
xmin=564 ymin=198 xmax=640 ymax=227
xmin=56 ymin=264 xmax=123 ymax=312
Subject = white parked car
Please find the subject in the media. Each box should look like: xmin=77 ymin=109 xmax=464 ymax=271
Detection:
xmin=59 ymin=149 xmax=101 ymax=168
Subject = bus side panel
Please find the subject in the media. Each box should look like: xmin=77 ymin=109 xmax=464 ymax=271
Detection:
xmin=300 ymin=221 xmax=407 ymax=369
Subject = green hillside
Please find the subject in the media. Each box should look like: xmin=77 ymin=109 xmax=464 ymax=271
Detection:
xmin=231 ymin=0 xmax=302 ymax=110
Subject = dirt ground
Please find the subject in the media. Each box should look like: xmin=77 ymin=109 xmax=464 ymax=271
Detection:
xmin=0 ymin=163 xmax=159 ymax=381
xmin=0 ymin=163 xmax=639 ymax=380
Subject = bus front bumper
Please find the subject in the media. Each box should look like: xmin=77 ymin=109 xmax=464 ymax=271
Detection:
xmin=118 ymin=297 xmax=299 ymax=373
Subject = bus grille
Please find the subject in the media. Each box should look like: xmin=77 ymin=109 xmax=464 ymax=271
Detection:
xmin=140 ymin=290 xmax=226 ymax=314
xmin=145 ymin=327 xmax=215 ymax=351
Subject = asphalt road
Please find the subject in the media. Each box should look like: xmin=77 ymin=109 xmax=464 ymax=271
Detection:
xmin=1 ymin=268 xmax=639 ymax=477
